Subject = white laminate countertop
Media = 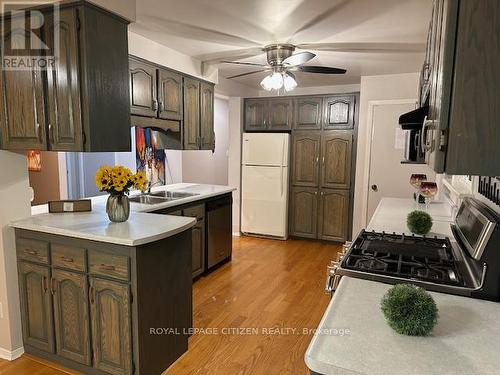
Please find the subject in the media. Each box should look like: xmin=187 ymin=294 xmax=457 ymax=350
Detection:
xmin=305 ymin=277 xmax=500 ymax=375
xmin=305 ymin=197 xmax=500 ymax=375
xmin=15 ymin=183 xmax=235 ymax=246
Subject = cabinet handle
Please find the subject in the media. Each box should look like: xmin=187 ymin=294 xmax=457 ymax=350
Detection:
xmin=60 ymin=256 xmax=74 ymax=263
xmin=42 ymin=276 xmax=48 ymax=293
xmin=99 ymin=263 xmax=115 ymax=271
xmin=89 ymin=285 xmax=95 ymax=304
xmin=153 ymin=99 xmax=158 ymax=111
xmin=50 ymin=277 xmax=56 ymax=295
xmin=421 ymin=116 xmax=433 ymax=153
xmin=48 ymin=124 xmax=54 ymax=144
xmin=25 ymin=249 xmax=38 ymax=256
xmin=35 ymin=123 xmax=42 ymax=143
xmin=314 ymin=191 xmax=318 ymax=195
xmin=315 ymin=156 xmax=319 ymax=164
xmin=321 ymin=191 xmax=324 ymax=196
xmin=159 ymin=100 xmax=164 ymax=112
xmin=322 ymin=156 xmax=325 ymax=164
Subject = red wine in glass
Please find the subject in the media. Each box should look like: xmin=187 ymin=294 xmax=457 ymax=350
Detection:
xmin=410 ymin=174 xmax=427 ymax=203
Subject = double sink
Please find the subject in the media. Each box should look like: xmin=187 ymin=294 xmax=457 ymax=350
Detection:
xmin=129 ymin=191 xmax=199 ymax=205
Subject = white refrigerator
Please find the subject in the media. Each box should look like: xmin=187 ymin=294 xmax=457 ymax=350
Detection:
xmin=241 ymin=133 xmax=290 ymax=239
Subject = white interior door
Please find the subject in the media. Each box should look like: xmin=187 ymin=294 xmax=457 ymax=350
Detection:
xmin=367 ymin=102 xmax=436 ymax=223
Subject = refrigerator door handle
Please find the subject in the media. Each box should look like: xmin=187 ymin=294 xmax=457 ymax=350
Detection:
xmin=280 ymin=166 xmax=284 ymax=197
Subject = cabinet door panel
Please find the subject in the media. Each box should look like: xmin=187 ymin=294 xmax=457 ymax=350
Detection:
xmin=294 ymin=97 xmax=322 ymax=130
xmin=0 ymin=19 xmax=47 ymax=150
xmin=268 ymin=99 xmax=293 ymax=130
xmin=244 ymin=99 xmax=267 ymax=131
xmin=183 ymin=78 xmax=200 ymax=150
xmin=200 ymin=82 xmax=215 ymax=150
xmin=45 ymin=9 xmax=83 ymax=151
xmin=90 ymin=278 xmax=132 ymax=375
xmin=158 ymin=69 xmax=183 ymax=121
xmin=191 ymin=220 xmax=205 ymax=278
xmin=318 ymin=189 xmax=349 ymax=242
xmin=292 ymin=133 xmax=320 ymax=187
xmin=321 ymin=132 xmax=352 ymax=189
xmin=323 ymin=96 xmax=355 ymax=129
xmin=52 ymin=269 xmax=91 ymax=365
xmin=129 ymin=58 xmax=157 ymax=117
xmin=290 ymin=187 xmax=318 ymax=238
xmin=18 ymin=262 xmax=54 ymax=353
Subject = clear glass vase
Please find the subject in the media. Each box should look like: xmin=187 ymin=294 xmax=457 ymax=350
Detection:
xmin=106 ymin=194 xmax=130 ymax=223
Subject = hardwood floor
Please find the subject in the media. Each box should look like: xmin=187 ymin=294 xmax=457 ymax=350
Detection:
xmin=0 ymin=236 xmax=339 ymax=375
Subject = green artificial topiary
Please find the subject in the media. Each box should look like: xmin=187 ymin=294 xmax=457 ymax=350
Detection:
xmin=381 ymin=284 xmax=438 ymax=336
xmin=407 ymin=210 xmax=433 ymax=235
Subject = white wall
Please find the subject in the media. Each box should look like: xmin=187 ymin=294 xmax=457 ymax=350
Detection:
xmin=182 ymin=97 xmax=230 ymax=185
xmin=0 ymin=151 xmax=32 ymax=358
xmin=257 ymin=83 xmax=361 ymax=97
xmin=228 ymin=97 xmax=243 ymax=234
xmin=352 ymin=73 xmax=421 ymax=237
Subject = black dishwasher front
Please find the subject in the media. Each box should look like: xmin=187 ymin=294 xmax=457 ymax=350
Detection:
xmin=206 ymin=194 xmax=232 ymax=269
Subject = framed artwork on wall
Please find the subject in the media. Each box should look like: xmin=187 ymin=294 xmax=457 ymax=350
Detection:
xmin=135 ymin=127 xmax=165 ymax=186
xmin=27 ymin=150 xmax=41 ymax=172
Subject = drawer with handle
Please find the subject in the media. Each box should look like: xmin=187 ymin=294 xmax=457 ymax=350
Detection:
xmin=17 ymin=238 xmax=49 ymax=264
xmin=52 ymin=244 xmax=86 ymax=272
xmin=89 ymin=250 xmax=129 ymax=281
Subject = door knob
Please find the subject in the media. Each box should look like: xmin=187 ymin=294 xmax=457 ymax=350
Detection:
xmin=371 ymin=185 xmax=378 ymax=192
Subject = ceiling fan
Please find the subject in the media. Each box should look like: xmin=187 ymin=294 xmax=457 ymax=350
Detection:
xmin=221 ymin=43 xmax=347 ymax=92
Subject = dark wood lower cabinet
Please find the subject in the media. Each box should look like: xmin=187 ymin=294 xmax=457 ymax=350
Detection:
xmin=90 ymin=278 xmax=132 ymax=375
xmin=18 ymin=262 xmax=54 ymax=353
xmin=52 ymin=269 xmax=91 ymax=366
xmin=318 ymin=189 xmax=350 ymax=242
xmin=15 ymin=229 xmax=192 ymax=375
xmin=191 ymin=220 xmax=205 ymax=278
xmin=290 ymin=187 xmax=319 ymax=239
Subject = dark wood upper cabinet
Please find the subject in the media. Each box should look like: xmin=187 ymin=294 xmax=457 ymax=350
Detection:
xmin=0 ymin=2 xmax=131 ymax=152
xmin=268 ymin=98 xmax=293 ymax=130
xmin=290 ymin=187 xmax=318 ymax=239
xmin=129 ymin=58 xmax=158 ymax=118
xmin=318 ymin=189 xmax=349 ymax=242
xmin=292 ymin=133 xmax=320 ymax=187
xmin=183 ymin=78 xmax=201 ymax=150
xmin=321 ymin=132 xmax=352 ymax=190
xmin=323 ymin=95 xmax=355 ymax=130
xmin=0 ymin=19 xmax=47 ymax=150
xmin=18 ymin=262 xmax=54 ymax=353
xmin=158 ymin=69 xmax=183 ymax=121
xmin=52 ymin=269 xmax=91 ymax=366
xmin=90 ymin=277 xmax=132 ymax=375
xmin=245 ymin=99 xmax=268 ymax=131
xmin=200 ymin=82 xmax=215 ymax=150
xmin=45 ymin=9 xmax=82 ymax=151
xmin=294 ymin=97 xmax=322 ymax=130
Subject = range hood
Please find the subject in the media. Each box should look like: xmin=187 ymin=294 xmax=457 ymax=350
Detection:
xmin=398 ymin=105 xmax=428 ymax=130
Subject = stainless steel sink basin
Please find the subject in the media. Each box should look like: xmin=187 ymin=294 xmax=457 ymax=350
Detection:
xmin=129 ymin=191 xmax=199 ymax=205
xmin=149 ymin=191 xmax=199 ymax=199
xmin=129 ymin=195 xmax=171 ymax=205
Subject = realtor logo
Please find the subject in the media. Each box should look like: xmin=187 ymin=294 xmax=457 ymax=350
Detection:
xmin=0 ymin=1 xmax=59 ymax=70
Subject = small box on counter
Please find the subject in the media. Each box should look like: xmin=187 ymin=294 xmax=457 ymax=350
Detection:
xmin=48 ymin=200 xmax=92 ymax=213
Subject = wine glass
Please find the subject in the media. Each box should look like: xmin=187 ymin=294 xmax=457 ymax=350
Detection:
xmin=410 ymin=174 xmax=427 ymax=203
xmin=419 ymin=181 xmax=438 ymax=210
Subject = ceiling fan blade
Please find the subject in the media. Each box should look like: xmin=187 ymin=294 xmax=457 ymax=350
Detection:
xmin=296 ymin=42 xmax=426 ymax=53
xmin=293 ymin=66 xmax=347 ymax=74
xmin=198 ymin=47 xmax=264 ymax=64
xmin=282 ymin=51 xmax=316 ymax=67
xmin=220 ymin=61 xmax=267 ymax=67
xmin=226 ymin=69 xmax=270 ymax=79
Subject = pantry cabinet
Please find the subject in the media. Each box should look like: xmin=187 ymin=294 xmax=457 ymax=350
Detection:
xmin=294 ymin=97 xmax=323 ymax=130
xmin=323 ymin=95 xmax=355 ymax=130
xmin=290 ymin=187 xmax=318 ymax=238
xmin=291 ymin=133 xmax=321 ymax=187
xmin=318 ymin=189 xmax=350 ymax=242
xmin=320 ymin=132 xmax=352 ymax=190
xmin=0 ymin=2 xmax=131 ymax=152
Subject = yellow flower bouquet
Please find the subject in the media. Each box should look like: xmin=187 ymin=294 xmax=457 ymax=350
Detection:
xmin=95 ymin=165 xmax=148 ymax=222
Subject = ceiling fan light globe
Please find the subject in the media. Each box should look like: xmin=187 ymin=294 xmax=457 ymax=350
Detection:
xmin=283 ymin=74 xmax=297 ymax=92
xmin=269 ymin=72 xmax=284 ymax=90
xmin=260 ymin=75 xmax=273 ymax=91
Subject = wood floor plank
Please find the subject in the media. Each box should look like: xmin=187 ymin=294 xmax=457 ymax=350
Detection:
xmin=0 ymin=236 xmax=339 ymax=375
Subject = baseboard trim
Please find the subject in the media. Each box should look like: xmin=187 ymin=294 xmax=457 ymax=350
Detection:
xmin=232 ymin=231 xmax=241 ymax=236
xmin=0 ymin=346 xmax=24 ymax=361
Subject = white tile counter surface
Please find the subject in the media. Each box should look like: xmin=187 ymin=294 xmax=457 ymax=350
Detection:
xmin=14 ymin=183 xmax=235 ymax=246
xmin=305 ymin=197 xmax=500 ymax=374
xmin=305 ymin=277 xmax=500 ymax=375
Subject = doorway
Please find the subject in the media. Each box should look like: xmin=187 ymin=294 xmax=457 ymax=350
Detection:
xmin=366 ymin=100 xmax=435 ymax=223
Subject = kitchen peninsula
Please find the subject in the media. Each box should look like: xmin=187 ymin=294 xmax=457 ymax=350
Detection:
xmin=10 ymin=183 xmax=235 ymax=375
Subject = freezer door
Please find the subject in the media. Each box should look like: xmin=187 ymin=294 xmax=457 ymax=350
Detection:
xmin=241 ymin=165 xmax=289 ymax=238
xmin=242 ymin=133 xmax=289 ymax=166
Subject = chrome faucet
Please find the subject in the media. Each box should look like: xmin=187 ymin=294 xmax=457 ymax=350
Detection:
xmin=146 ymin=180 xmax=163 ymax=195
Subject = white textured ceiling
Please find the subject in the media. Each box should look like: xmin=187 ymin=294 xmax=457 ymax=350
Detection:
xmin=131 ymin=0 xmax=432 ymax=88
